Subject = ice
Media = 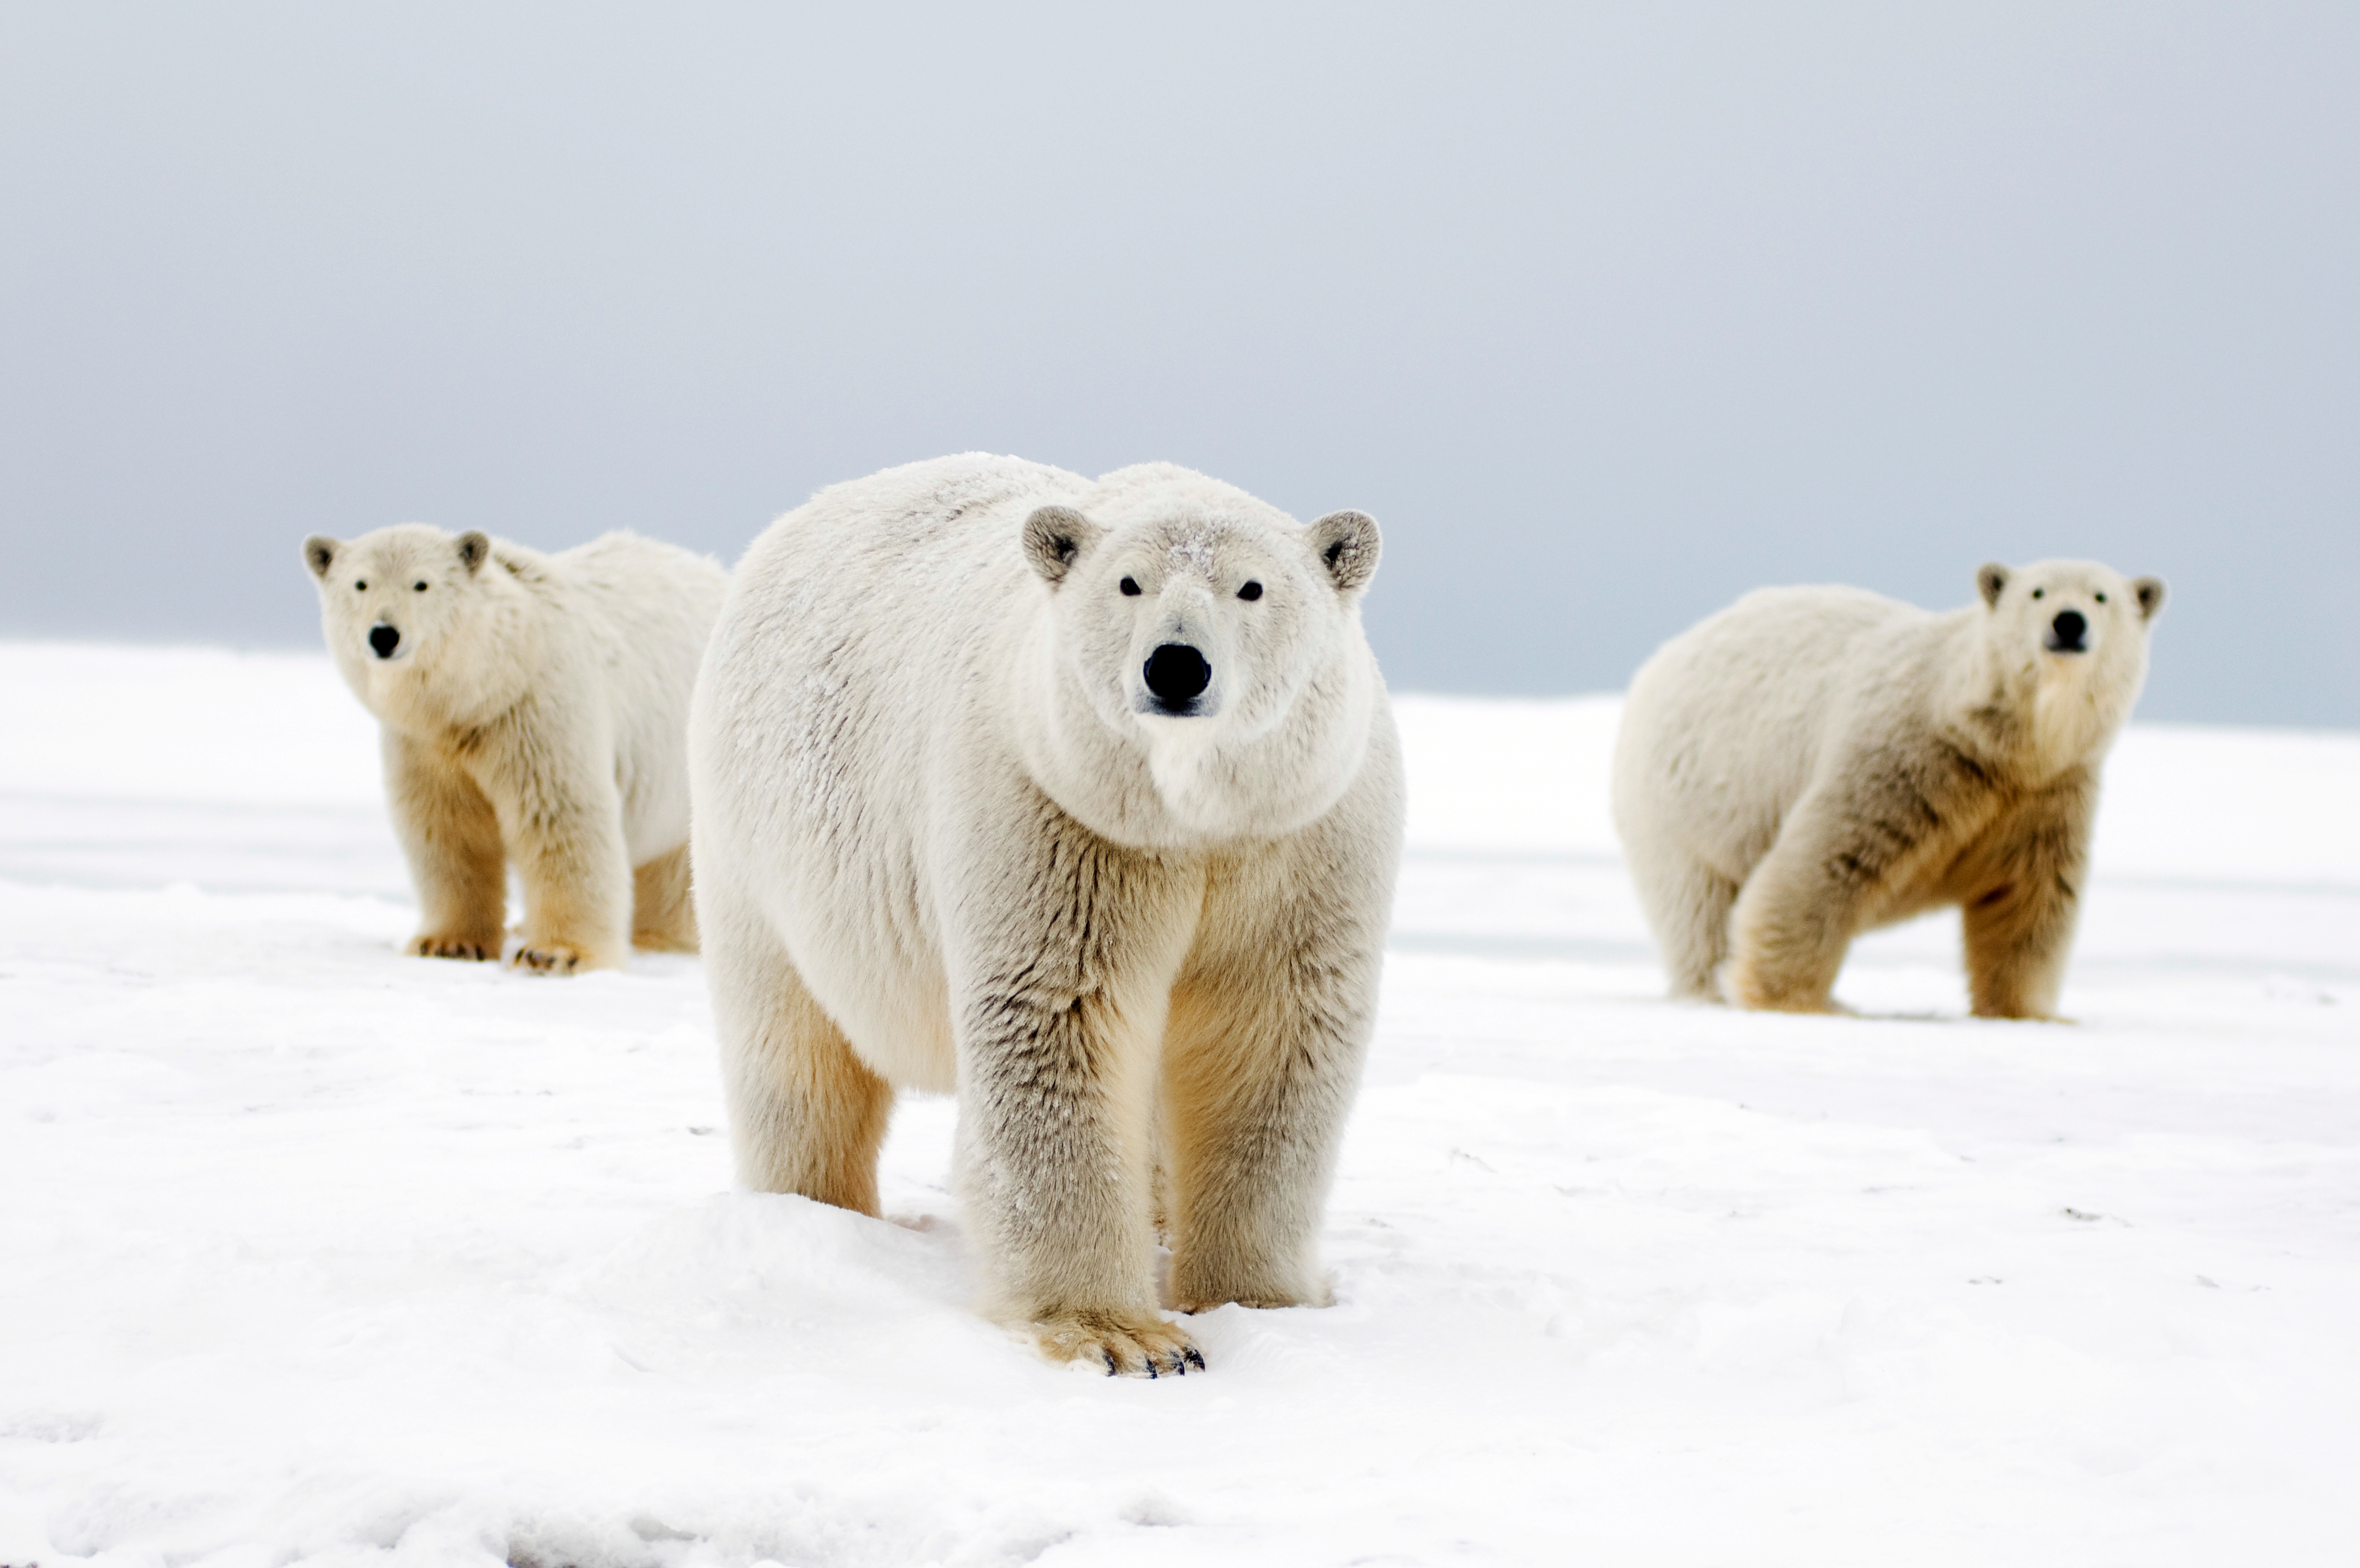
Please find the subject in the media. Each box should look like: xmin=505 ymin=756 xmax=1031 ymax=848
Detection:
xmin=2 ymin=644 xmax=2355 ymax=1565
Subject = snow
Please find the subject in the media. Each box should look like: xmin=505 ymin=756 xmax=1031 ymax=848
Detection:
xmin=3 ymin=643 xmax=2356 ymax=1567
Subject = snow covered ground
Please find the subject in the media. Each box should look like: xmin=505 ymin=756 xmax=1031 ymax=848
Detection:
xmin=3 ymin=642 xmax=2356 ymax=1567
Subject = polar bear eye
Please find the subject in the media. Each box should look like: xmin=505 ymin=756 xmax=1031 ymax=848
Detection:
xmin=354 ymin=580 xmax=367 ymax=591
xmin=2031 ymin=588 xmax=2044 ymax=600
xmin=1120 ymin=577 xmax=1141 ymax=597
xmin=1238 ymin=581 xmax=1263 ymax=601
xmin=413 ymin=581 xmax=428 ymax=592
xmin=2093 ymin=591 xmax=2107 ymax=603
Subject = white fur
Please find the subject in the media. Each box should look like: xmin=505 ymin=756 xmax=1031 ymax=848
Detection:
xmin=690 ymin=454 xmax=1404 ymax=1374
xmin=1613 ymin=559 xmax=2166 ymax=1018
xmin=304 ymin=524 xmax=727 ymax=972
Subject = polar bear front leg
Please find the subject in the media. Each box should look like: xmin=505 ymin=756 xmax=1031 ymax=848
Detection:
xmin=1161 ymin=864 xmax=1384 ymax=1314
xmin=1961 ymin=772 xmax=2095 ymax=1020
xmin=508 ymin=802 xmax=632 ymax=975
xmin=1160 ymin=974 xmax=1370 ymax=1313
xmin=949 ymin=836 xmax=1206 ymax=1377
xmin=383 ymin=730 xmax=505 ymax=961
xmin=955 ymin=981 xmax=1202 ymax=1377
xmin=479 ymin=705 xmax=632 ymax=974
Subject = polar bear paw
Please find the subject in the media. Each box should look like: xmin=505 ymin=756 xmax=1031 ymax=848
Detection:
xmin=1718 ymin=958 xmax=1837 ymax=1014
xmin=1029 ymin=1311 xmax=1205 ymax=1378
xmin=510 ymin=941 xmax=591 ymax=975
xmin=407 ymin=933 xmax=497 ymax=961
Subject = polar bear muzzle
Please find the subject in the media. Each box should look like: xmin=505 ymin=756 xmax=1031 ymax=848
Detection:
xmin=369 ymin=623 xmax=403 ymax=660
xmin=2045 ymin=609 xmax=2088 ymax=654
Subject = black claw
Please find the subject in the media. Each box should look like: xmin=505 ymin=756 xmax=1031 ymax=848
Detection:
xmin=1102 ymin=1350 xmax=1117 ymax=1376
xmin=1183 ymin=1347 xmax=1206 ymax=1371
xmin=1168 ymin=1351 xmax=1186 ymax=1376
xmin=1144 ymin=1354 xmax=1158 ymax=1379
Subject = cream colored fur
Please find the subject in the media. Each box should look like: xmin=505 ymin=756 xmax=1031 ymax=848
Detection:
xmin=303 ymin=524 xmax=727 ymax=973
xmin=690 ymin=454 xmax=1404 ymax=1376
xmin=1613 ymin=560 xmax=2166 ymax=1019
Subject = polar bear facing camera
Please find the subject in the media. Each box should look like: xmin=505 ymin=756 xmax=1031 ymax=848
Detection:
xmin=304 ymin=524 xmax=727 ymax=973
xmin=691 ymin=454 xmax=1404 ymax=1375
xmin=1613 ymin=560 xmax=2165 ymax=1018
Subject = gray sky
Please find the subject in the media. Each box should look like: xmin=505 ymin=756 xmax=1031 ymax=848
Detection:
xmin=3 ymin=3 xmax=2354 ymax=725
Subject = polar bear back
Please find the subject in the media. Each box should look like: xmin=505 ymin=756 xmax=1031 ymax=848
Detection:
xmin=698 ymin=451 xmax=1089 ymax=856
xmin=536 ymin=531 xmax=731 ymax=866
xmin=1614 ymin=584 xmax=1960 ymax=881
xmin=694 ymin=455 xmax=1093 ymax=1084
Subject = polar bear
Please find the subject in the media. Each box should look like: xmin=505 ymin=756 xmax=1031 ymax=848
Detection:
xmin=1613 ymin=560 xmax=2166 ymax=1018
xmin=690 ymin=454 xmax=1403 ymax=1375
xmin=303 ymin=524 xmax=727 ymax=973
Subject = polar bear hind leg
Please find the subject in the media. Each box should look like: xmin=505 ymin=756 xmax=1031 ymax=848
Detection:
xmin=631 ymin=843 xmax=699 ymax=952
xmin=1632 ymin=849 xmax=1741 ymax=1001
xmin=1720 ymin=800 xmax=1861 ymax=1012
xmin=706 ymin=899 xmax=894 ymax=1214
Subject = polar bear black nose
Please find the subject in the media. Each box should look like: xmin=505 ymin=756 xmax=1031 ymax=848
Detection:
xmin=1144 ymin=643 xmax=1212 ymax=710
xmin=369 ymin=624 xmax=401 ymax=659
xmin=2049 ymin=610 xmax=2087 ymax=652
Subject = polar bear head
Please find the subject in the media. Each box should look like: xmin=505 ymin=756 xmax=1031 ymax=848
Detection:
xmin=1017 ymin=466 xmax=1385 ymax=844
xmin=302 ymin=524 xmax=519 ymax=715
xmin=1975 ymin=558 xmax=2166 ymax=767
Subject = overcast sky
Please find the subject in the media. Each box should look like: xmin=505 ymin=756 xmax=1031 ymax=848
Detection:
xmin=3 ymin=3 xmax=2354 ymax=725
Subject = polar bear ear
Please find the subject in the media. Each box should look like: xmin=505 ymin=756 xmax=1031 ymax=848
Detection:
xmin=302 ymin=535 xmax=340 ymax=580
xmin=1022 ymin=506 xmax=1103 ymax=588
xmin=1308 ymin=510 xmax=1382 ymax=595
xmin=456 ymin=532 xmax=491 ymax=575
xmin=1976 ymin=563 xmax=2009 ymax=609
xmin=2132 ymin=576 xmax=2167 ymax=621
